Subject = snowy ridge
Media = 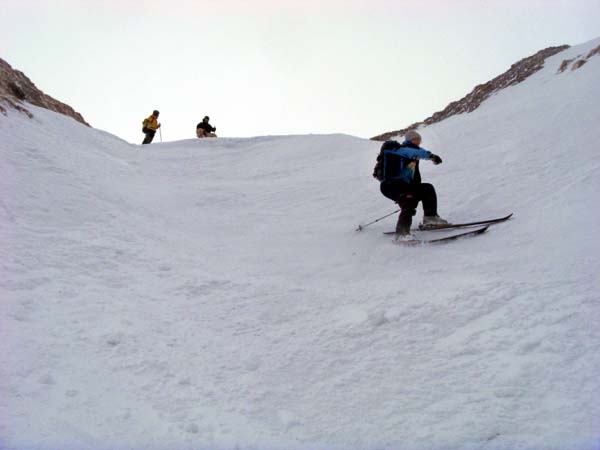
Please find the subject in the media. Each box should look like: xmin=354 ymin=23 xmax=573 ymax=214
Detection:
xmin=372 ymin=44 xmax=570 ymax=141
xmin=1 ymin=38 xmax=600 ymax=449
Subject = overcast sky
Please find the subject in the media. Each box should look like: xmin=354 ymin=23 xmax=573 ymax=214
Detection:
xmin=1 ymin=0 xmax=600 ymax=143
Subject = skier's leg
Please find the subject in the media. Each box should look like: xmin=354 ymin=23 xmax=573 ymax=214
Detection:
xmin=142 ymin=130 xmax=155 ymax=144
xmin=416 ymin=183 xmax=438 ymax=217
xmin=379 ymin=181 xmax=398 ymax=201
xmin=381 ymin=181 xmax=416 ymax=234
xmin=418 ymin=183 xmax=449 ymax=226
xmin=396 ymin=193 xmax=418 ymax=234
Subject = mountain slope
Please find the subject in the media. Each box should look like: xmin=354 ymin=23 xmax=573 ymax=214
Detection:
xmin=371 ymin=44 xmax=579 ymax=141
xmin=1 ymin=38 xmax=599 ymax=450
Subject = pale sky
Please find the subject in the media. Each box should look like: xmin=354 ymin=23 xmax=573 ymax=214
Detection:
xmin=1 ymin=0 xmax=599 ymax=143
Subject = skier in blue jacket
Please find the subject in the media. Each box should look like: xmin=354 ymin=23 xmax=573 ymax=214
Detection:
xmin=379 ymin=130 xmax=448 ymax=235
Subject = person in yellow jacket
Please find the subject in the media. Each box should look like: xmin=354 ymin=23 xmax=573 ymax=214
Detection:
xmin=142 ymin=110 xmax=161 ymax=144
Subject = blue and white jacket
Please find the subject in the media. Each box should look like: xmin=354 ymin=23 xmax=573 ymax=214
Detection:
xmin=382 ymin=140 xmax=433 ymax=185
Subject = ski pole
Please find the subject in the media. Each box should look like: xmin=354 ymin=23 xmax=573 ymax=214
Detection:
xmin=159 ymin=127 xmax=163 ymax=142
xmin=356 ymin=209 xmax=400 ymax=231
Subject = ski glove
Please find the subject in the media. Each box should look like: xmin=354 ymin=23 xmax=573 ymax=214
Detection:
xmin=430 ymin=154 xmax=442 ymax=165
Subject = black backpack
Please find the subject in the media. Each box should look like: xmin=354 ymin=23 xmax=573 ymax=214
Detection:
xmin=373 ymin=140 xmax=402 ymax=181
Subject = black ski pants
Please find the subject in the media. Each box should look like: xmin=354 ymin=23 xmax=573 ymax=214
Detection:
xmin=142 ymin=128 xmax=156 ymax=144
xmin=380 ymin=181 xmax=438 ymax=233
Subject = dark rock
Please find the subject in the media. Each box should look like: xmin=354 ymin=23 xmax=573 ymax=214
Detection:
xmin=0 ymin=57 xmax=90 ymax=126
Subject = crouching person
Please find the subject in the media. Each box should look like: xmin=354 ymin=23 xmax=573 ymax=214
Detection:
xmin=196 ymin=116 xmax=217 ymax=138
xmin=378 ymin=131 xmax=448 ymax=236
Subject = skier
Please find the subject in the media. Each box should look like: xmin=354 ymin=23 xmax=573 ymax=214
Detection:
xmin=196 ymin=116 xmax=217 ymax=138
xmin=379 ymin=130 xmax=448 ymax=235
xmin=142 ymin=110 xmax=161 ymax=144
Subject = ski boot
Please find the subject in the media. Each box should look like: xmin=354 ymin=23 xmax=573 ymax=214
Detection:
xmin=420 ymin=215 xmax=450 ymax=229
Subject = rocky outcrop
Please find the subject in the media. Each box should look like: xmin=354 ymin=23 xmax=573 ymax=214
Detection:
xmin=0 ymin=57 xmax=90 ymax=126
xmin=557 ymin=43 xmax=600 ymax=73
xmin=372 ymin=45 xmax=569 ymax=141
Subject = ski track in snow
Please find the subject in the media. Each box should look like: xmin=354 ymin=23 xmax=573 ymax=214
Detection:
xmin=1 ymin=38 xmax=600 ymax=450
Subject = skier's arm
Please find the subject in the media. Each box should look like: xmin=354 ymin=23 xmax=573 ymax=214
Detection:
xmin=430 ymin=154 xmax=442 ymax=165
xmin=391 ymin=147 xmax=442 ymax=164
xmin=387 ymin=147 xmax=432 ymax=160
xmin=415 ymin=146 xmax=442 ymax=164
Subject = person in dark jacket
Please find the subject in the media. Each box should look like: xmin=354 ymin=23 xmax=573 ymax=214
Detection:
xmin=142 ymin=110 xmax=161 ymax=144
xmin=196 ymin=116 xmax=217 ymax=138
xmin=379 ymin=130 xmax=448 ymax=235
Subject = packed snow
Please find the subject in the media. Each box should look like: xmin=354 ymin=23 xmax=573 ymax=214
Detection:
xmin=1 ymin=38 xmax=599 ymax=450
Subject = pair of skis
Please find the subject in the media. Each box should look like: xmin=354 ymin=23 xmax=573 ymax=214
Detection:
xmin=383 ymin=213 xmax=513 ymax=245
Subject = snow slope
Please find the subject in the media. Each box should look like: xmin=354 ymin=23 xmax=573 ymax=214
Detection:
xmin=1 ymin=38 xmax=599 ymax=450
